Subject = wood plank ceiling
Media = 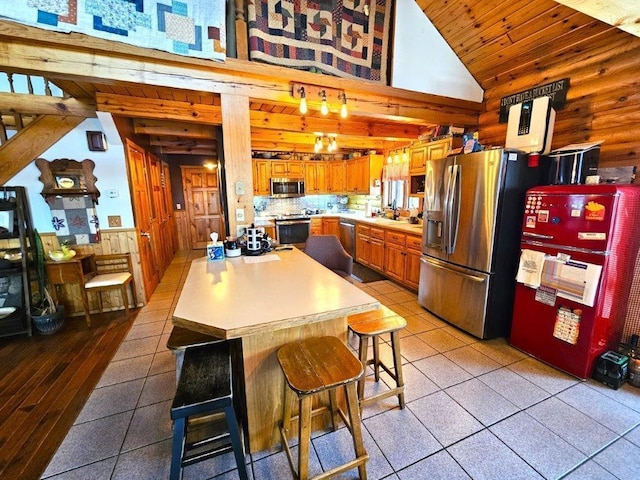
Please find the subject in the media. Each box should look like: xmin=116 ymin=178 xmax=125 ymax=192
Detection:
xmin=2 ymin=0 xmax=638 ymax=161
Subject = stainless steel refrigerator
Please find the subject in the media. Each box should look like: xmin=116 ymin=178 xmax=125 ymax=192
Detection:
xmin=418 ymin=149 xmax=548 ymax=339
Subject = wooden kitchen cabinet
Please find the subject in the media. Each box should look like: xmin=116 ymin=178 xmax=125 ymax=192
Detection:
xmin=409 ymin=137 xmax=452 ymax=176
xmin=305 ymin=162 xmax=328 ymax=193
xmin=322 ymin=217 xmax=340 ymax=236
xmin=345 ymin=155 xmax=383 ymax=194
xmin=384 ymin=230 xmax=406 ymax=282
xmin=310 ymin=218 xmax=323 ymax=236
xmin=327 ymin=161 xmax=346 ymax=193
xmin=253 ymin=159 xmax=271 ymax=196
xmin=271 ymin=160 xmax=304 ymax=177
xmin=404 ymin=235 xmax=422 ymax=290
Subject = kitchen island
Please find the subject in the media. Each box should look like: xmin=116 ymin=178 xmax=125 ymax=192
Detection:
xmin=172 ymin=247 xmax=379 ymax=452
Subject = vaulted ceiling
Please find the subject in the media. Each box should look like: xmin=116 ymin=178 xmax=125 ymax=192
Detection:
xmin=1 ymin=0 xmax=639 ymax=170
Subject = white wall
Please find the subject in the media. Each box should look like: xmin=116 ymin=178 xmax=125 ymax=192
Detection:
xmin=391 ymin=0 xmax=484 ymax=103
xmin=5 ymin=117 xmax=135 ymax=234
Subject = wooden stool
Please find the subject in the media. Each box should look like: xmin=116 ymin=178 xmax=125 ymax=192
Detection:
xmin=277 ymin=336 xmax=368 ymax=480
xmin=167 ymin=326 xmax=222 ymax=383
xmin=347 ymin=306 xmax=406 ymax=409
xmin=170 ymin=341 xmax=249 ymax=480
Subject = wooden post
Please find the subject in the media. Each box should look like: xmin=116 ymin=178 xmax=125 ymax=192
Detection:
xmin=220 ymin=93 xmax=253 ymax=237
xmin=235 ymin=0 xmax=248 ymax=60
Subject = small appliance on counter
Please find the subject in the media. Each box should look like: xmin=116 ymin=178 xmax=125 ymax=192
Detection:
xmin=224 ymin=237 xmax=241 ymax=257
xmin=547 ymin=141 xmax=601 ymax=185
xmin=245 ymin=226 xmax=271 ymax=256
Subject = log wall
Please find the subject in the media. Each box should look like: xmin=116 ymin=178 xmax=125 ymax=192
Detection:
xmin=478 ymin=29 xmax=640 ymax=176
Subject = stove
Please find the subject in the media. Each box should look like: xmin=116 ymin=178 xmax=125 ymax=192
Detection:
xmin=273 ymin=215 xmax=311 ymax=246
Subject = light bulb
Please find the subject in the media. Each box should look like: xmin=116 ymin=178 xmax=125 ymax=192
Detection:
xmin=298 ymin=86 xmax=307 ymax=114
xmin=320 ymin=90 xmax=328 ymax=116
xmin=340 ymin=94 xmax=348 ymax=118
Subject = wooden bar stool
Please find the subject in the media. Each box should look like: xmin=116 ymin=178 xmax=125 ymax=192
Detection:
xmin=277 ymin=336 xmax=368 ymax=480
xmin=347 ymin=306 xmax=406 ymax=409
xmin=170 ymin=341 xmax=249 ymax=480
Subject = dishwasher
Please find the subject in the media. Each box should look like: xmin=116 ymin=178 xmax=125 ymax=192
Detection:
xmin=339 ymin=218 xmax=356 ymax=258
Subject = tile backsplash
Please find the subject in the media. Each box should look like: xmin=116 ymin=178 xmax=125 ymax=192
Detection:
xmin=254 ymin=194 xmax=381 ymax=216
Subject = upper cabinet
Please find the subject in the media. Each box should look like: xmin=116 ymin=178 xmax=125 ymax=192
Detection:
xmin=270 ymin=160 xmax=305 ymax=178
xmin=409 ymin=137 xmax=452 ymax=175
xmin=253 ymin=159 xmax=271 ymax=196
xmin=35 ymin=158 xmax=100 ymax=205
xmin=345 ymin=155 xmax=383 ymax=195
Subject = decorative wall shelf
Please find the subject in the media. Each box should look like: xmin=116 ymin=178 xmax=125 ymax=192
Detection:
xmin=35 ymin=158 xmax=100 ymax=205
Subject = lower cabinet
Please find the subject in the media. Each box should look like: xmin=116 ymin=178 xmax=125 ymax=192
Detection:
xmin=383 ymin=230 xmax=422 ymax=290
xmin=355 ymin=221 xmax=423 ymax=290
xmin=356 ymin=225 xmax=384 ymax=271
xmin=310 ymin=218 xmax=322 ymax=236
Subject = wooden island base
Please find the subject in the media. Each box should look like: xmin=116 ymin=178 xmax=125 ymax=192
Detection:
xmin=242 ymin=316 xmax=347 ymax=453
xmin=172 ymin=249 xmax=379 ymax=453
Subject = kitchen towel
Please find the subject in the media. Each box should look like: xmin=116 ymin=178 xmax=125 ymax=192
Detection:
xmin=48 ymin=196 xmax=100 ymax=245
xmin=247 ymin=0 xmax=392 ymax=82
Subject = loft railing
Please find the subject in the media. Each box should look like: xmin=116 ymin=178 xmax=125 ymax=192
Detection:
xmin=0 ymin=73 xmax=64 ymax=146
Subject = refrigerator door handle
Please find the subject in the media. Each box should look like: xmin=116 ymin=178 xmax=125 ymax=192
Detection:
xmin=420 ymin=256 xmax=486 ymax=283
xmin=446 ymin=164 xmax=461 ymax=253
xmin=442 ymin=165 xmax=454 ymax=253
xmin=522 ymin=232 xmax=554 ymax=240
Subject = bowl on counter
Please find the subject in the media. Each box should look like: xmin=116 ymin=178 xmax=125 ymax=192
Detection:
xmin=48 ymin=249 xmax=76 ymax=262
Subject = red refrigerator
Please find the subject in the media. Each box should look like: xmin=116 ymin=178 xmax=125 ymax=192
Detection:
xmin=510 ymin=184 xmax=640 ymax=379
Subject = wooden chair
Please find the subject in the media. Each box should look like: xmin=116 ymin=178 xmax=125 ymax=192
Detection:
xmin=347 ymin=306 xmax=407 ymax=409
xmin=277 ymin=336 xmax=368 ymax=480
xmin=84 ymin=253 xmax=137 ymax=318
xmin=303 ymin=234 xmax=353 ymax=280
xmin=170 ymin=341 xmax=249 ymax=480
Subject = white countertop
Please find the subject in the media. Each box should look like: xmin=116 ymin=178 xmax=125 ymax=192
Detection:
xmin=254 ymin=212 xmax=424 ymax=235
xmin=173 ymin=248 xmax=380 ymax=338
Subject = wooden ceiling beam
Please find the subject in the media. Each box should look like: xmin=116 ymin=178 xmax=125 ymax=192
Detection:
xmin=160 ymin=146 xmax=216 ymax=155
xmin=0 ymin=21 xmax=480 ymax=127
xmin=97 ymin=93 xmax=223 ymax=124
xmin=250 ymin=128 xmax=406 ymax=151
xmin=0 ymin=92 xmax=96 ymax=117
xmin=106 ymin=93 xmax=430 ymax=142
xmin=149 ymin=136 xmax=216 ymax=148
xmin=133 ymin=119 xmax=216 ymax=138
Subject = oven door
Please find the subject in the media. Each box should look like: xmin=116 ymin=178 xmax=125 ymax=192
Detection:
xmin=275 ymin=220 xmax=310 ymax=246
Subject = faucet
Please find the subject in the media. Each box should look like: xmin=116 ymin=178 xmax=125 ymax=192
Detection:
xmin=391 ymin=200 xmax=399 ymax=220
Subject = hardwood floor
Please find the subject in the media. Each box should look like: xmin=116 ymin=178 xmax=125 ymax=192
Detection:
xmin=0 ymin=310 xmax=136 ymax=479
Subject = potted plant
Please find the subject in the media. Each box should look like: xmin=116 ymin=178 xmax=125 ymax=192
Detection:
xmin=30 ymin=229 xmax=65 ymax=334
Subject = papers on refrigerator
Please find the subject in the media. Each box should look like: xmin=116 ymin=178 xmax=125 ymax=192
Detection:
xmin=540 ymin=258 xmax=602 ymax=307
xmin=516 ymin=249 xmax=546 ymax=287
xmin=516 ymin=250 xmax=602 ymax=307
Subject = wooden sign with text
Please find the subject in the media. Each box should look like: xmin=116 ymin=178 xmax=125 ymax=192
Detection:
xmin=499 ymin=78 xmax=570 ymax=123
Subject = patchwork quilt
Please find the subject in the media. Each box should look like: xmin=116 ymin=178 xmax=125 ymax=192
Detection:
xmin=1 ymin=0 xmax=226 ymax=61
xmin=247 ymin=0 xmax=392 ymax=82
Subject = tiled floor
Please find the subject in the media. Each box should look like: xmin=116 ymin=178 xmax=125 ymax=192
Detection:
xmin=42 ymin=252 xmax=640 ymax=480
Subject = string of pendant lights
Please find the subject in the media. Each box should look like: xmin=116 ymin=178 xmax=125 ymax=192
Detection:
xmin=295 ymin=84 xmax=348 ymax=118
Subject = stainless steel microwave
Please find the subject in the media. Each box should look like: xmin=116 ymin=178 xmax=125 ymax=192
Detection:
xmin=270 ymin=178 xmax=305 ymax=198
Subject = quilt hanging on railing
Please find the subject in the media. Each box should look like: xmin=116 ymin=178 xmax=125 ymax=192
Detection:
xmin=1 ymin=0 xmax=226 ymax=61
xmin=247 ymin=0 xmax=392 ymax=83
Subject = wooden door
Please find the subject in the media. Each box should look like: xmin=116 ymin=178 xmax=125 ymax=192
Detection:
xmin=182 ymin=166 xmax=226 ymax=249
xmin=125 ymin=139 xmax=159 ymax=299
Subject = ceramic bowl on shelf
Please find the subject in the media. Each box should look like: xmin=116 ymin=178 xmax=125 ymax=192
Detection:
xmin=48 ymin=249 xmax=76 ymax=262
